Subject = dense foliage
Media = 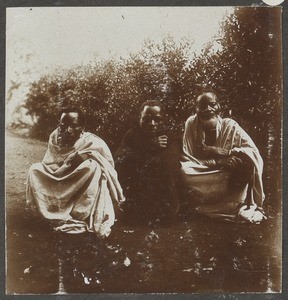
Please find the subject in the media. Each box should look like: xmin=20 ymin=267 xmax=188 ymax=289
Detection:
xmin=193 ymin=7 xmax=282 ymax=148
xmin=24 ymin=37 xmax=197 ymax=149
xmin=22 ymin=7 xmax=282 ymax=154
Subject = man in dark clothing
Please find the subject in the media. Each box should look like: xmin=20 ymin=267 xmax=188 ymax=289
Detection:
xmin=115 ymin=100 xmax=182 ymax=224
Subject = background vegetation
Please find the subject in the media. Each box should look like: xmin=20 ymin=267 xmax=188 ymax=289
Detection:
xmin=8 ymin=7 xmax=282 ymax=209
xmin=18 ymin=8 xmax=281 ymax=151
xmin=9 ymin=8 xmax=282 ymax=202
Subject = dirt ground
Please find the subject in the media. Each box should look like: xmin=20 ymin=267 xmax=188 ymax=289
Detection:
xmin=5 ymin=131 xmax=282 ymax=294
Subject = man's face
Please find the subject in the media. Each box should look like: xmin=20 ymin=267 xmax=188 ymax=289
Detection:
xmin=140 ymin=105 xmax=165 ymax=137
xmin=196 ymin=96 xmax=220 ymax=121
xmin=58 ymin=112 xmax=83 ymax=146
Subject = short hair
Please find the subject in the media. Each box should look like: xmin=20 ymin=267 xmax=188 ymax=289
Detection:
xmin=58 ymin=107 xmax=85 ymax=126
xmin=196 ymin=92 xmax=218 ymax=106
xmin=140 ymin=100 xmax=165 ymax=115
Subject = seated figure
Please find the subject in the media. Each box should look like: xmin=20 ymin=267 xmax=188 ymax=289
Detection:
xmin=181 ymin=92 xmax=266 ymax=223
xmin=115 ymin=100 xmax=182 ymax=224
xmin=26 ymin=108 xmax=124 ymax=237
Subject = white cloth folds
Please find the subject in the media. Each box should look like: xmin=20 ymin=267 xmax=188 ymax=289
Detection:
xmin=26 ymin=129 xmax=125 ymax=237
xmin=182 ymin=115 xmax=265 ymax=221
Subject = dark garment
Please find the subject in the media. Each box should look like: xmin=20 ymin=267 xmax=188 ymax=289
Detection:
xmin=228 ymin=151 xmax=255 ymax=191
xmin=115 ymin=126 xmax=182 ymax=223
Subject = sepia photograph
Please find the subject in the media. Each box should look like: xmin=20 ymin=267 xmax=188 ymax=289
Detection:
xmin=5 ymin=4 xmax=283 ymax=295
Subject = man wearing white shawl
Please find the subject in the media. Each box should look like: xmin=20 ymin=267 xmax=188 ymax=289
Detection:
xmin=26 ymin=108 xmax=125 ymax=238
xmin=181 ymin=92 xmax=266 ymax=223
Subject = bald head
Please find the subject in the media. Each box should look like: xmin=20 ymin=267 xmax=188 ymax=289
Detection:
xmin=196 ymin=92 xmax=220 ymax=121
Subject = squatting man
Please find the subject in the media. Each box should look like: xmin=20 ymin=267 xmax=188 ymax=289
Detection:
xmin=115 ymin=100 xmax=182 ymax=224
xmin=27 ymin=108 xmax=125 ymax=238
xmin=181 ymin=92 xmax=266 ymax=223
xmin=27 ymin=94 xmax=266 ymax=237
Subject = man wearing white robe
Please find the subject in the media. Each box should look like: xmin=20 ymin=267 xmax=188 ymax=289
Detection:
xmin=181 ymin=92 xmax=266 ymax=223
xmin=26 ymin=108 xmax=125 ymax=237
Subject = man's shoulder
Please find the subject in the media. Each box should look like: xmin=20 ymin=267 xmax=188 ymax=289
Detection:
xmin=126 ymin=127 xmax=140 ymax=134
xmin=221 ymin=117 xmax=239 ymax=127
xmin=82 ymin=131 xmax=100 ymax=138
xmin=123 ymin=127 xmax=141 ymax=140
xmin=221 ymin=117 xmax=251 ymax=135
xmin=49 ymin=128 xmax=58 ymax=137
xmin=115 ymin=127 xmax=142 ymax=155
xmin=186 ymin=114 xmax=197 ymax=124
xmin=83 ymin=132 xmax=108 ymax=145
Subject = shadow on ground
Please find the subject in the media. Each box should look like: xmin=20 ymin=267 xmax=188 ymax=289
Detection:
xmin=6 ymin=210 xmax=281 ymax=294
xmin=5 ymin=132 xmax=282 ymax=294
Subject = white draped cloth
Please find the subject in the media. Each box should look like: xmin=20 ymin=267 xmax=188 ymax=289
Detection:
xmin=26 ymin=129 xmax=125 ymax=237
xmin=181 ymin=115 xmax=265 ymax=222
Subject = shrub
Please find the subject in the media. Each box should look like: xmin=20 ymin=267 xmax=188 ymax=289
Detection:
xmin=24 ymin=8 xmax=281 ymax=157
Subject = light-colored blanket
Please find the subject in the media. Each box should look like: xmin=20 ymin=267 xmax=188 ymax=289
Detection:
xmin=182 ymin=115 xmax=265 ymax=221
xmin=26 ymin=129 xmax=125 ymax=237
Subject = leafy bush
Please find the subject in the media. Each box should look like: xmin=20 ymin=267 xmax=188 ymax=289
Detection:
xmin=25 ymin=36 xmax=197 ymax=150
xmin=192 ymin=7 xmax=282 ymax=149
xmin=24 ymin=7 xmax=282 ymax=157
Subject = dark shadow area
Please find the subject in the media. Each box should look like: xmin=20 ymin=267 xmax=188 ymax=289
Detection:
xmin=6 ymin=209 xmax=281 ymax=294
xmin=5 ymin=132 xmax=281 ymax=294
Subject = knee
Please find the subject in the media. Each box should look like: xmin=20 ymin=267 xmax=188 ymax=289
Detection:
xmin=229 ymin=155 xmax=254 ymax=188
xmin=29 ymin=162 xmax=42 ymax=170
xmin=160 ymin=152 xmax=181 ymax=171
xmin=236 ymin=153 xmax=254 ymax=180
xmin=28 ymin=163 xmax=42 ymax=177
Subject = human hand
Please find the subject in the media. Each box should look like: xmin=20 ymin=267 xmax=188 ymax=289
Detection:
xmin=203 ymin=146 xmax=230 ymax=157
xmin=216 ymin=156 xmax=243 ymax=170
xmin=66 ymin=152 xmax=90 ymax=168
xmin=157 ymin=135 xmax=168 ymax=148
